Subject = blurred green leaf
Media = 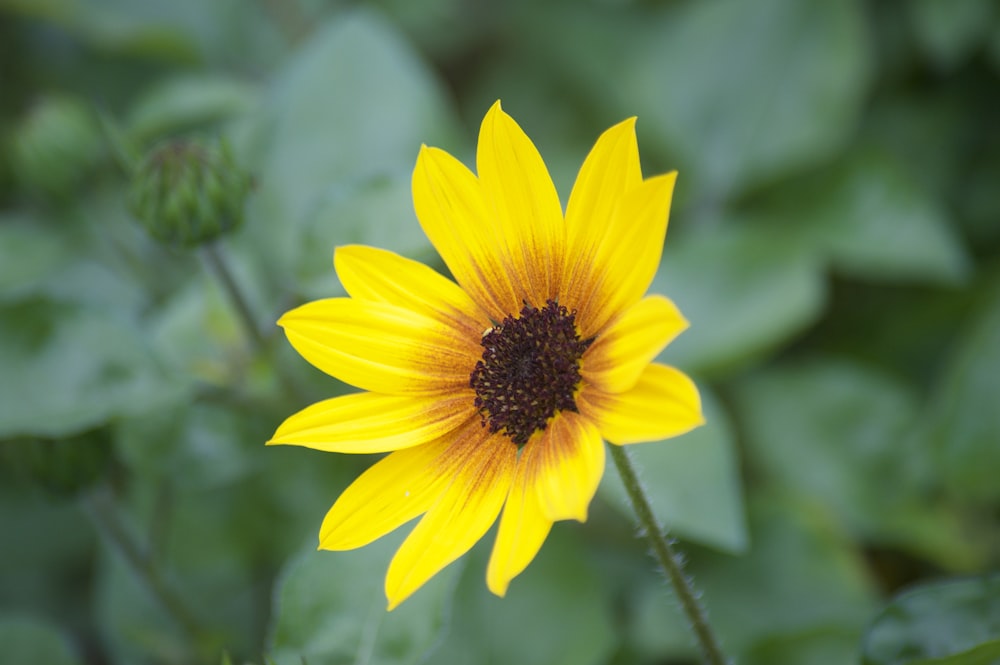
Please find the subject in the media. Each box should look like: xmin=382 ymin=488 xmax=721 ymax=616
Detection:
xmin=126 ymin=75 xmax=259 ymax=145
xmin=599 ymin=386 xmax=747 ymax=553
xmin=731 ymin=358 xmax=985 ymax=569
xmin=863 ymin=575 xmax=1000 ymax=665
xmin=654 ymin=220 xmax=826 ymax=375
xmin=92 ymin=538 xmax=193 ymax=665
xmin=0 ymin=488 xmax=95 ymax=624
xmin=245 ymin=8 xmax=458 ymax=287
xmin=4 ymin=0 xmax=285 ymax=66
xmin=0 ymin=216 xmax=71 ymax=300
xmin=145 ymin=271 xmax=245 ymax=389
xmin=627 ymin=0 xmax=871 ymax=199
xmin=426 ymin=527 xmax=616 ymax=665
xmin=268 ymin=532 xmax=458 ymax=665
xmin=0 ymin=614 xmax=82 ymax=665
xmin=742 ymin=628 xmax=866 ymax=665
xmin=908 ymin=0 xmax=995 ymax=71
xmin=774 ymin=149 xmax=970 ymax=285
xmin=115 ymin=401 xmax=259 ymax=490
xmin=0 ymin=300 xmax=180 ymax=438
xmin=2 ymin=0 xmax=198 ymax=63
xmin=919 ymin=274 xmax=1000 ymax=502
xmin=293 ymin=175 xmax=434 ymax=301
xmin=630 ymin=496 xmax=877 ymax=661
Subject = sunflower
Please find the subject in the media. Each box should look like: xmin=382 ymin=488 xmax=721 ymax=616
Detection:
xmin=270 ymin=101 xmax=704 ymax=609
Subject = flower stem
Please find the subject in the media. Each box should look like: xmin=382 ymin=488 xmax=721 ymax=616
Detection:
xmin=608 ymin=444 xmax=729 ymax=665
xmin=201 ymin=241 xmax=265 ymax=348
xmin=83 ymin=488 xmax=210 ymax=656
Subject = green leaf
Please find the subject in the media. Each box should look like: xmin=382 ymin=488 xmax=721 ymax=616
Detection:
xmin=0 ymin=300 xmax=179 ymax=438
xmin=245 ymin=8 xmax=458 ymax=285
xmin=918 ymin=274 xmax=1000 ymax=502
xmin=115 ymin=400 xmax=261 ymax=490
xmin=626 ymin=0 xmax=871 ymax=199
xmin=7 ymin=0 xmax=285 ymax=66
xmin=599 ymin=386 xmax=747 ymax=553
xmin=0 ymin=217 xmax=71 ymax=301
xmin=126 ymin=75 xmax=260 ymax=145
xmin=863 ymin=575 xmax=1000 ymax=665
xmin=425 ymin=527 xmax=616 ymax=665
xmin=0 ymin=487 xmax=96 ymax=621
xmin=908 ymin=0 xmax=995 ymax=71
xmin=293 ymin=175 xmax=436 ymax=301
xmin=775 ymin=149 xmax=970 ymax=285
xmin=731 ymin=358 xmax=984 ymax=569
xmin=144 ymin=273 xmax=245 ymax=390
xmin=654 ymin=219 xmax=826 ymax=376
xmin=0 ymin=614 xmax=82 ymax=665
xmin=268 ymin=533 xmax=458 ymax=665
xmin=742 ymin=628 xmax=867 ymax=665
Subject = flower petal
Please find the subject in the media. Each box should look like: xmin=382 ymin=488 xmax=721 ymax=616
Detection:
xmin=583 ymin=295 xmax=688 ymax=394
xmin=562 ymin=117 xmax=642 ymax=311
xmin=278 ymin=298 xmax=477 ymax=394
xmin=572 ymin=172 xmax=678 ymax=337
xmin=334 ymin=245 xmax=491 ymax=337
xmin=528 ymin=411 xmax=605 ymax=523
xmin=486 ymin=449 xmax=553 ymax=597
xmin=580 ymin=363 xmax=704 ymax=445
xmin=318 ymin=436 xmax=455 ymax=551
xmin=412 ymin=144 xmax=521 ymax=320
xmin=477 ymin=100 xmax=565 ymax=304
xmin=268 ymin=391 xmax=476 ymax=454
xmin=385 ymin=430 xmax=516 ymax=609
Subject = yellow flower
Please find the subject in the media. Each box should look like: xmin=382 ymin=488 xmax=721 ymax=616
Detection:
xmin=270 ymin=101 xmax=704 ymax=609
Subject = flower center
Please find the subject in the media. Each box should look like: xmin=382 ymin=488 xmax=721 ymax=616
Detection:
xmin=470 ymin=300 xmax=594 ymax=446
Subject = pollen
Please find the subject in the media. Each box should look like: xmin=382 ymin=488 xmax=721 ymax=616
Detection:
xmin=470 ymin=300 xmax=594 ymax=446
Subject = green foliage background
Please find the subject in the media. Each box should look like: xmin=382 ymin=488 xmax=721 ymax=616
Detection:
xmin=1 ymin=0 xmax=999 ymax=664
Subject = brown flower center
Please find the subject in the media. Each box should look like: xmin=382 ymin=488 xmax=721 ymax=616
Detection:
xmin=470 ymin=300 xmax=594 ymax=446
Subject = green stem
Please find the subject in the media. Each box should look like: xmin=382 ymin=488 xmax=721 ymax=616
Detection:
xmin=201 ymin=241 xmax=313 ymax=405
xmin=201 ymin=241 xmax=265 ymax=348
xmin=609 ymin=444 xmax=729 ymax=665
xmin=83 ymin=488 xmax=208 ymax=654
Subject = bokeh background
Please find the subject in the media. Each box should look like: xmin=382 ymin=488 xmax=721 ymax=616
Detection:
xmin=2 ymin=0 xmax=999 ymax=664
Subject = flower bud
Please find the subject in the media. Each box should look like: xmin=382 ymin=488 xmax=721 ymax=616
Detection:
xmin=8 ymin=95 xmax=103 ymax=200
xmin=129 ymin=137 xmax=251 ymax=247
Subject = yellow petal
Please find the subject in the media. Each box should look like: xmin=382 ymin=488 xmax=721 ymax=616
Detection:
xmin=486 ymin=449 xmax=553 ymax=597
xmin=268 ymin=391 xmax=475 ymax=453
xmin=278 ymin=298 xmax=477 ymax=394
xmin=334 ymin=245 xmax=491 ymax=337
xmin=412 ymin=144 xmax=521 ymax=320
xmin=562 ymin=117 xmax=642 ymax=313
xmin=583 ymin=295 xmax=688 ymax=394
xmin=528 ymin=411 xmax=605 ymax=523
xmin=581 ymin=363 xmax=704 ymax=445
xmin=573 ymin=172 xmax=677 ymax=337
xmin=318 ymin=436 xmax=454 ymax=551
xmin=385 ymin=430 xmax=516 ymax=610
xmin=477 ymin=100 xmax=565 ymax=304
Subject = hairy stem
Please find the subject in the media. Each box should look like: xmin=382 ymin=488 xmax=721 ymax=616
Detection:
xmin=609 ymin=444 xmax=729 ymax=665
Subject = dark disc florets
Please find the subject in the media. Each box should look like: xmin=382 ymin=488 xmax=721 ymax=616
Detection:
xmin=470 ymin=300 xmax=594 ymax=446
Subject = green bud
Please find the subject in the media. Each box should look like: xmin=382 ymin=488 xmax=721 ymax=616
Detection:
xmin=8 ymin=94 xmax=103 ymax=200
xmin=129 ymin=137 xmax=251 ymax=247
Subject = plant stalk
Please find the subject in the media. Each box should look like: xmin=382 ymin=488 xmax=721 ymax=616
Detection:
xmin=83 ymin=488 xmax=209 ymax=654
xmin=609 ymin=444 xmax=729 ymax=665
xmin=202 ymin=241 xmax=265 ymax=348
